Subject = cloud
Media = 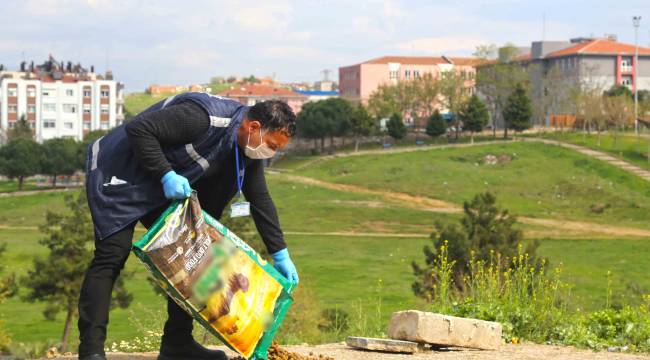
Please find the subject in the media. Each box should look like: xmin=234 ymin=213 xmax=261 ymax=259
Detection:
xmin=228 ymin=0 xmax=294 ymax=32
xmin=393 ymin=36 xmax=486 ymax=55
xmin=353 ymin=16 xmax=390 ymax=40
xmin=260 ymin=46 xmax=324 ymax=60
xmin=383 ymin=0 xmax=406 ymax=18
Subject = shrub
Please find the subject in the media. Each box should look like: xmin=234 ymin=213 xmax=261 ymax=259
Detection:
xmin=423 ymin=242 xmax=650 ymax=352
xmin=412 ymin=192 xmax=542 ymax=300
xmin=425 ymin=110 xmax=446 ymax=138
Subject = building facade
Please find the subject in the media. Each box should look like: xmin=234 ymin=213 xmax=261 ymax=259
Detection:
xmin=0 ymin=57 xmax=124 ymax=142
xmin=510 ymin=37 xmax=650 ymax=125
xmin=338 ymin=55 xmax=482 ymax=104
xmin=217 ymin=84 xmax=308 ymax=114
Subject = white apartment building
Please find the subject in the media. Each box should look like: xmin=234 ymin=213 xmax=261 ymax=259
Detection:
xmin=0 ymin=57 xmax=124 ymax=143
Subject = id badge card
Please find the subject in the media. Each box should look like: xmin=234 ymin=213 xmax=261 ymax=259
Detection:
xmin=230 ymin=201 xmax=251 ymax=218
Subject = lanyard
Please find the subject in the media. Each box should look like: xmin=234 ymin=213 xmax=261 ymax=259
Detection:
xmin=235 ymin=144 xmax=245 ymax=198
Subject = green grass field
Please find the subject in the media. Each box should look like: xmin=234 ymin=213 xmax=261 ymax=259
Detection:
xmin=298 ymin=141 xmax=650 ymax=230
xmin=2 ymin=140 xmax=650 ymax=349
xmin=535 ymin=130 xmax=650 ymax=170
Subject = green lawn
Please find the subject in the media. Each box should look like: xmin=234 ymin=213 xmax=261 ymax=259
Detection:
xmin=124 ymin=93 xmax=169 ymax=116
xmin=0 ymin=180 xmax=41 ymax=193
xmin=2 ymin=140 xmax=650 ymax=348
xmin=297 ymin=141 xmax=650 ymax=231
xmin=535 ymin=131 xmax=650 ymax=170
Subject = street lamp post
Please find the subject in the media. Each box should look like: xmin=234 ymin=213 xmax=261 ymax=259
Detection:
xmin=633 ymin=16 xmax=641 ymax=154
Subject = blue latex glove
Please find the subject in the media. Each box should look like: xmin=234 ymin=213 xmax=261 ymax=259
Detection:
xmin=271 ymin=248 xmax=299 ymax=284
xmin=160 ymin=170 xmax=191 ymax=199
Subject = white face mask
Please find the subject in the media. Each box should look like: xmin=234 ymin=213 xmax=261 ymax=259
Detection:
xmin=244 ymin=127 xmax=277 ymax=159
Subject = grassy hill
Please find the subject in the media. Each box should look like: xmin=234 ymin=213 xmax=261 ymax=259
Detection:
xmin=2 ymin=140 xmax=649 ymax=349
xmin=124 ymin=84 xmax=234 ymax=117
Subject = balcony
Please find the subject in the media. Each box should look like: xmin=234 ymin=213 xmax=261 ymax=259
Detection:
xmin=621 ymin=65 xmax=633 ymax=74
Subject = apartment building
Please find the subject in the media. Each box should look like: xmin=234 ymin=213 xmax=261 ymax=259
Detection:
xmin=521 ymin=37 xmax=650 ymax=93
xmin=338 ymin=55 xmax=483 ymax=104
xmin=0 ymin=56 xmax=124 ymax=142
xmin=217 ymin=84 xmax=308 ymax=114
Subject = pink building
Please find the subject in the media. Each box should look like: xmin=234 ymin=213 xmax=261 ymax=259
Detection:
xmin=217 ymin=84 xmax=308 ymax=114
xmin=339 ymin=55 xmax=482 ymax=105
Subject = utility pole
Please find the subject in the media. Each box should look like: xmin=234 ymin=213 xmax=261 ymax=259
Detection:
xmin=633 ymin=16 xmax=641 ymax=154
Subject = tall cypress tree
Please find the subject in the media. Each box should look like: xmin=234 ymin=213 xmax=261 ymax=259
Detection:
xmin=503 ymin=83 xmax=532 ymax=138
xmin=461 ymin=95 xmax=489 ymax=143
xmin=425 ymin=110 xmax=447 ymax=138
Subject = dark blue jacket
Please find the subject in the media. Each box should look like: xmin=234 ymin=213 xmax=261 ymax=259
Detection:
xmin=86 ymin=92 xmax=247 ymax=240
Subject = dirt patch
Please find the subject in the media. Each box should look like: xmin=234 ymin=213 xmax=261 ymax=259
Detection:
xmin=277 ymin=174 xmax=650 ymax=239
xmin=43 ymin=342 xmax=650 ymax=360
xmin=280 ymin=174 xmax=459 ymax=214
xmin=232 ymin=343 xmax=335 ymax=360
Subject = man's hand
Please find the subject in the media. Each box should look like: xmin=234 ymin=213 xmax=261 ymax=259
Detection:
xmin=161 ymin=170 xmax=191 ymax=199
xmin=271 ymin=248 xmax=299 ymax=284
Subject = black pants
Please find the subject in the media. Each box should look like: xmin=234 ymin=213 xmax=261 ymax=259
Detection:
xmin=77 ymin=204 xmax=195 ymax=357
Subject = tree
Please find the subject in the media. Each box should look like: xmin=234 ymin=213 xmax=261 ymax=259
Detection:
xmin=41 ymin=138 xmax=79 ymax=187
xmin=297 ymin=102 xmax=330 ymax=153
xmin=296 ymin=98 xmax=351 ymax=153
xmin=368 ymin=84 xmax=400 ymax=119
xmin=411 ymin=192 xmax=541 ymax=300
xmin=0 ymin=138 xmax=42 ymax=190
xmin=475 ymin=43 xmax=529 ymax=138
xmin=425 ymin=110 xmax=446 ymax=138
xmin=460 ymin=94 xmax=489 ymax=143
xmin=604 ymin=95 xmax=634 ymax=152
xmin=21 ymin=190 xmax=132 ymax=352
xmin=438 ymin=71 xmax=469 ymax=139
xmin=604 ymin=85 xmax=634 ymax=99
xmin=8 ymin=115 xmax=33 ymax=140
xmin=322 ymin=98 xmax=352 ymax=149
xmin=503 ymin=83 xmax=532 ymax=137
xmin=348 ymin=104 xmax=375 ymax=152
xmin=386 ymin=113 xmax=406 ymax=140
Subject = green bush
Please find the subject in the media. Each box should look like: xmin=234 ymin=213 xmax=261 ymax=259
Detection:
xmin=424 ymin=241 xmax=650 ymax=352
xmin=412 ymin=192 xmax=541 ymax=300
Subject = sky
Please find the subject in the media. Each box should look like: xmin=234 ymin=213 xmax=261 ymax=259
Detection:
xmin=1 ymin=0 xmax=650 ymax=92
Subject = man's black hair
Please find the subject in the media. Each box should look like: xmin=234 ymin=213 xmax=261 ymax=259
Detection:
xmin=247 ymin=100 xmax=297 ymax=136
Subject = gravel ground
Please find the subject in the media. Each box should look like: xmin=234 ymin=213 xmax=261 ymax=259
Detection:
xmin=43 ymin=342 xmax=650 ymax=360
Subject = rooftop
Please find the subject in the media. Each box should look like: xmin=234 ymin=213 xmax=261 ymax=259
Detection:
xmin=544 ymin=38 xmax=650 ymax=58
xmin=294 ymin=90 xmax=339 ymax=96
xmin=357 ymin=55 xmax=484 ymax=66
xmin=218 ymin=84 xmax=307 ymax=98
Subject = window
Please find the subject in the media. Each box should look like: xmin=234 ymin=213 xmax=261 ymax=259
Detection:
xmin=8 ymin=122 xmax=15 ymax=129
xmin=83 ymin=90 xmax=91 ymax=97
xmin=63 ymin=104 xmax=77 ymax=113
xmin=28 ymin=122 xmax=35 ymax=129
xmin=389 ymin=70 xmax=399 ymax=79
xmin=83 ymin=104 xmax=91 ymax=114
xmin=8 ymin=88 xmax=17 ymax=97
xmin=101 ymin=104 xmax=109 ymax=114
xmin=27 ymin=88 xmax=36 ymax=97
xmin=42 ymin=89 xmax=51 ymax=96
xmin=621 ymin=58 xmax=633 ymax=73
xmin=43 ymin=119 xmax=56 ymax=128
xmin=65 ymin=89 xmax=74 ymax=97
xmin=100 ymin=122 xmax=109 ymax=130
xmin=27 ymin=105 xmax=36 ymax=113
xmin=64 ymin=122 xmax=74 ymax=129
xmin=83 ymin=122 xmax=90 ymax=130
xmin=43 ymin=103 xmax=56 ymax=112
xmin=413 ymin=70 xmax=420 ymax=78
xmin=8 ymin=105 xmax=17 ymax=113
xmin=405 ymin=70 xmax=411 ymax=79
xmin=622 ymin=77 xmax=632 ymax=86
xmin=101 ymin=90 xmax=110 ymax=98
